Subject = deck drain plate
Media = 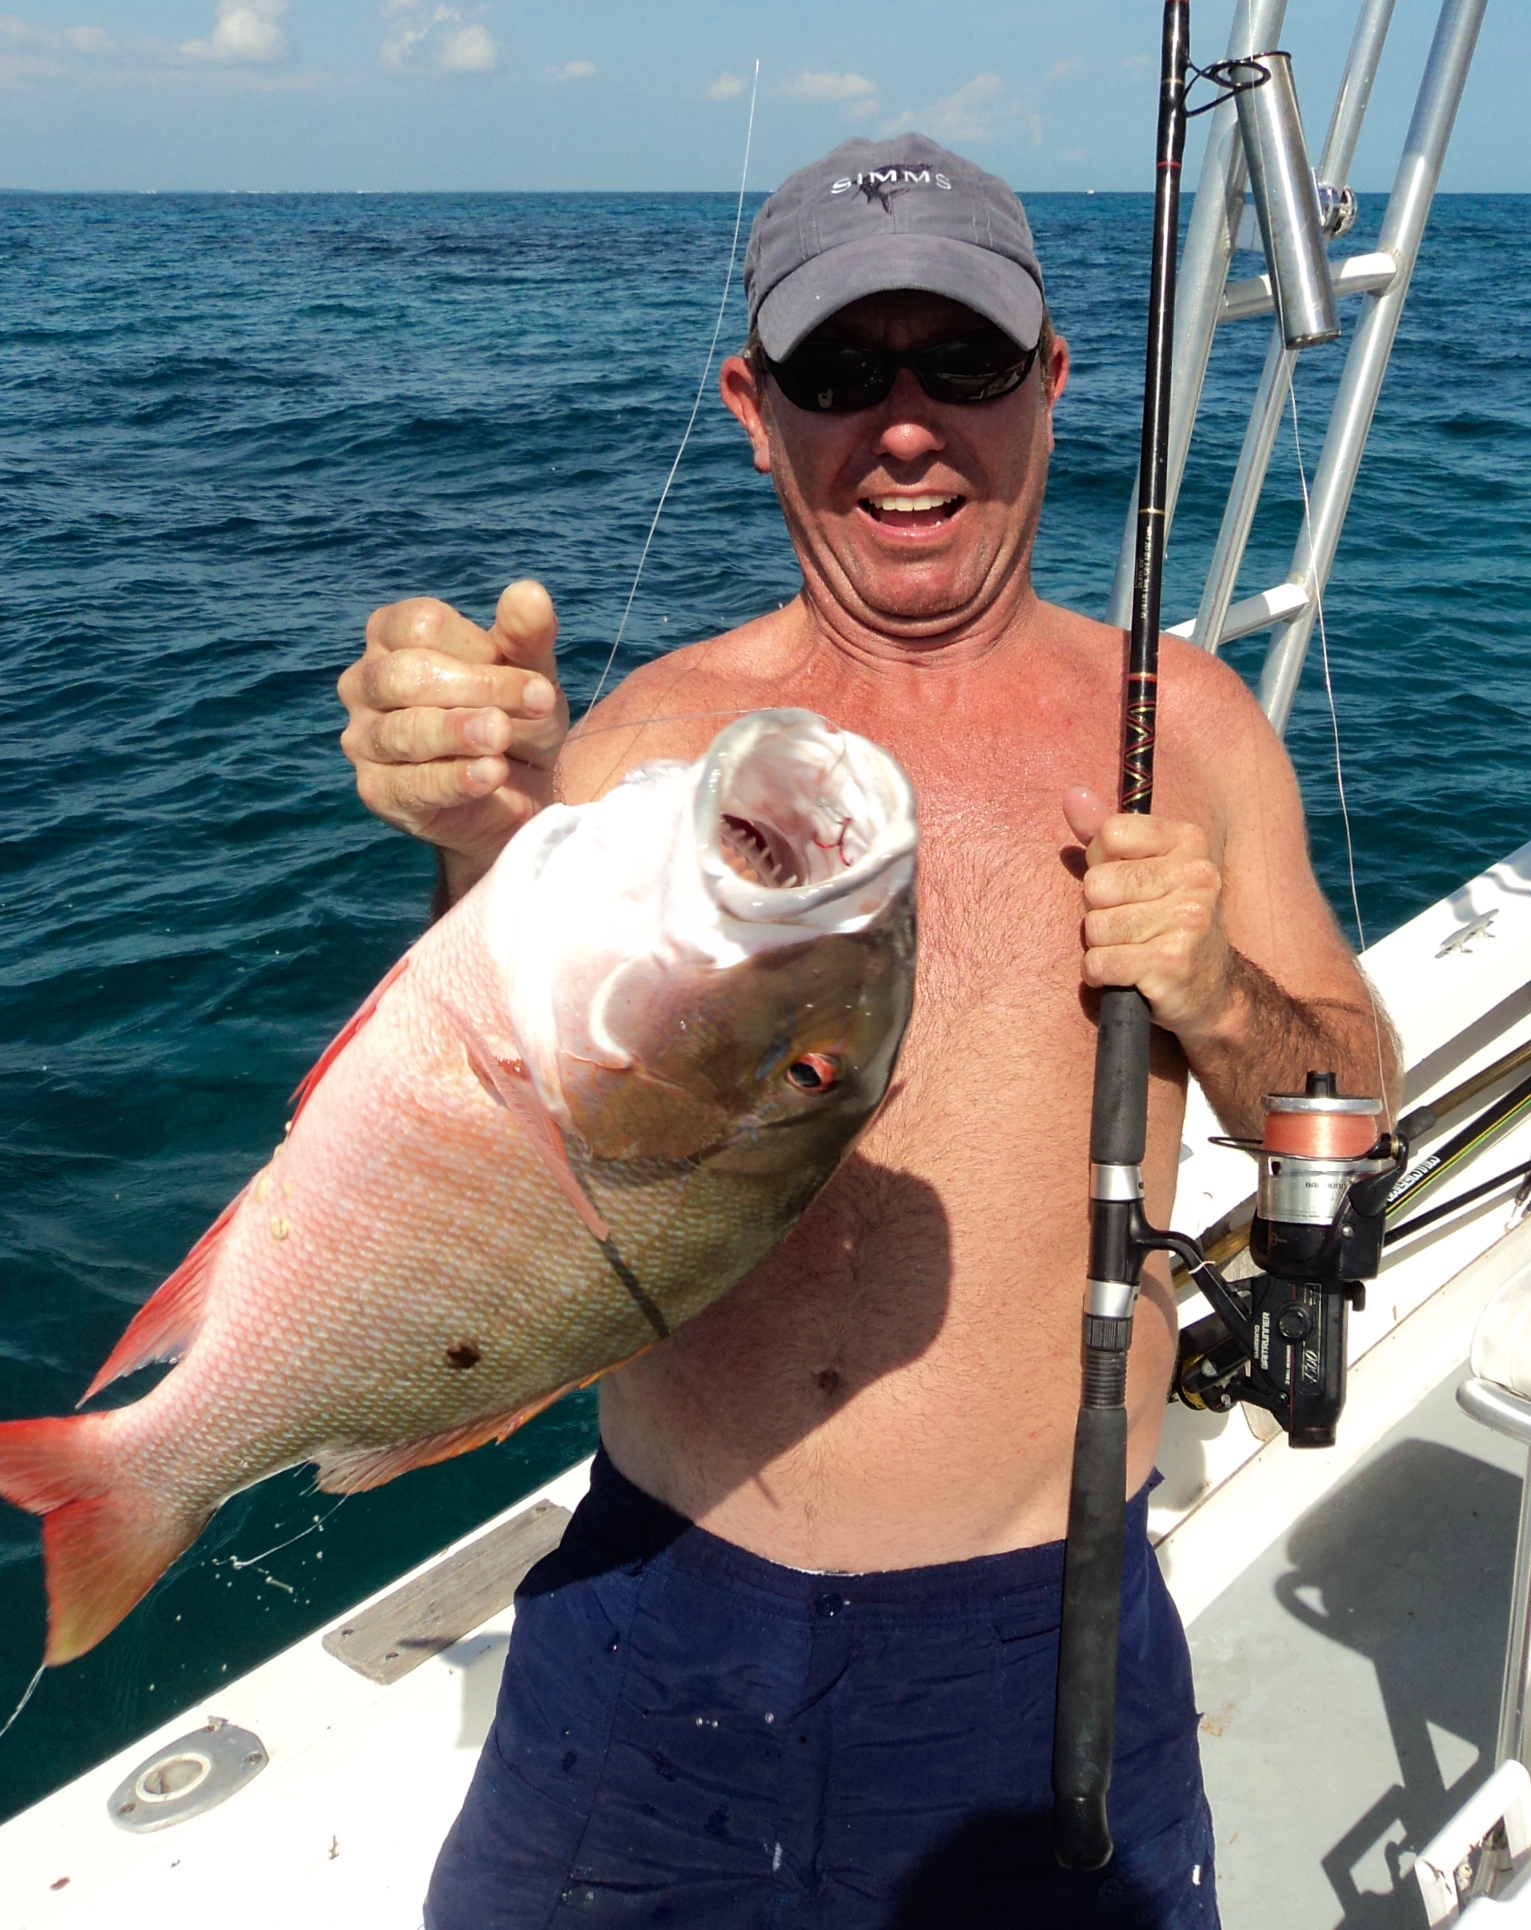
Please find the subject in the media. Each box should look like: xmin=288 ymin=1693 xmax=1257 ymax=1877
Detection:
xmin=108 ymin=1718 xmax=268 ymax=1832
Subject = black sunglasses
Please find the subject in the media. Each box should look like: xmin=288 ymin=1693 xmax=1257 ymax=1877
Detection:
xmin=765 ymin=327 xmax=1038 ymax=415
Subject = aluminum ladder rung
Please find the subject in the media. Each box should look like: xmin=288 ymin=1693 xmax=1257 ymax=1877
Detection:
xmin=1167 ymin=581 xmax=1310 ymax=647
xmin=1219 ymin=249 xmax=1399 ymax=325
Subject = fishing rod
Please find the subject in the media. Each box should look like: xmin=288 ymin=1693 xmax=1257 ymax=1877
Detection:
xmin=1383 ymin=1156 xmax=1531 ymax=1248
xmin=1050 ymin=5 xmax=1410 ymax=1870
xmin=1389 ymin=1063 xmax=1531 ymax=1224
xmin=1050 ymin=1 xmax=1192 ymax=1873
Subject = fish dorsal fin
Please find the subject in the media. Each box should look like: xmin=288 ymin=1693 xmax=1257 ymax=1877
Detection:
xmin=289 ymin=955 xmax=411 ymax=1125
xmin=78 ymin=1180 xmax=253 ymax=1404
xmin=434 ymin=995 xmax=611 ymax=1244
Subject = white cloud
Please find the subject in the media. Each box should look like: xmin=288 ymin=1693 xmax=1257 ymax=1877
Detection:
xmin=0 ymin=13 xmax=115 ymax=57
xmin=884 ymin=72 xmax=1005 ymax=144
xmin=780 ymin=69 xmax=876 ymax=104
xmin=1046 ymin=57 xmax=1085 ymax=83
xmin=546 ymin=59 xmax=594 ymax=82
xmin=1028 ymin=111 xmax=1042 ymax=147
xmin=182 ymin=1 xmax=289 ymax=65
xmin=382 ymin=3 xmax=499 ymax=75
xmin=705 ymin=69 xmax=742 ymax=101
xmin=1061 ymin=146 xmax=1089 ymax=163
xmin=0 ymin=50 xmax=61 ymax=78
xmin=438 ymin=23 xmax=494 ymax=71
xmin=1120 ymin=52 xmax=1151 ymax=73
xmin=0 ymin=7 xmax=315 ymax=82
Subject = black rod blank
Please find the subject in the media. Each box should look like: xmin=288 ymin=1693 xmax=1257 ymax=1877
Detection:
xmin=1051 ymin=0 xmax=1190 ymax=1874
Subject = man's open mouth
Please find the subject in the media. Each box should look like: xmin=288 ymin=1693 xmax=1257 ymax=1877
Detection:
xmin=860 ymin=493 xmax=964 ymax=531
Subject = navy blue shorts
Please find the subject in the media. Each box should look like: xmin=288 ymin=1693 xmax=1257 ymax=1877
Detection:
xmin=425 ymin=1450 xmax=1217 ymax=1928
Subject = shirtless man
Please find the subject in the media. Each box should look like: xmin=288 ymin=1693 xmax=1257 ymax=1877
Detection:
xmin=339 ymin=138 xmax=1394 ymax=1928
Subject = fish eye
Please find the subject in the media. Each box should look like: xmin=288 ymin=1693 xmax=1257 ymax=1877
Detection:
xmin=785 ymin=1053 xmax=839 ymax=1094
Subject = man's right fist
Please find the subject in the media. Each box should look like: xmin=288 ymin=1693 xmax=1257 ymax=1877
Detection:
xmin=339 ymin=580 xmax=568 ymax=905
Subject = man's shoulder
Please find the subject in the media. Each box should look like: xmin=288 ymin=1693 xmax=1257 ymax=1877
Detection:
xmin=1042 ymin=603 xmax=1274 ymax=742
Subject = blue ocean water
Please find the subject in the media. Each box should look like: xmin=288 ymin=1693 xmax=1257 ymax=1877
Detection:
xmin=1 ymin=189 xmax=1528 ymax=1822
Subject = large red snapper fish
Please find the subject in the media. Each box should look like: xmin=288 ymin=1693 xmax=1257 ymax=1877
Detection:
xmin=0 ymin=710 xmax=917 ymax=1664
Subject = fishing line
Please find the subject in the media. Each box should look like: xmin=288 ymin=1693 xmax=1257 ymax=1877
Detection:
xmin=1286 ymin=367 xmax=1391 ymax=1108
xmin=222 ymin=1496 xmax=348 ymax=1573
xmin=0 ymin=1664 xmax=44 ymax=1745
xmin=576 ymin=59 xmax=760 ymax=726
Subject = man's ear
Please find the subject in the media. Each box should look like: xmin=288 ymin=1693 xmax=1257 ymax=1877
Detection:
xmin=1044 ymin=333 xmax=1071 ymax=447
xmin=720 ymin=355 xmax=773 ymax=474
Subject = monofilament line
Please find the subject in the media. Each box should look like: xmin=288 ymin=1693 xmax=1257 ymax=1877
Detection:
xmin=577 ymin=59 xmax=760 ymax=725
xmin=0 ymin=1663 xmax=44 ymax=1745
xmin=1287 ymin=368 xmax=1390 ymax=1104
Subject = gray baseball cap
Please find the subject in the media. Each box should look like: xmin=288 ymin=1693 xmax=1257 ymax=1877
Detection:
xmin=745 ymin=134 xmax=1045 ymax=362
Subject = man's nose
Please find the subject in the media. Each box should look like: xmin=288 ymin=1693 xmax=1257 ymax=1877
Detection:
xmin=870 ymin=367 xmax=946 ymax=463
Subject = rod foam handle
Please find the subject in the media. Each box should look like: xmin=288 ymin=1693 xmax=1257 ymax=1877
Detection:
xmin=1052 ymin=1402 xmax=1128 ymax=1870
xmin=1090 ymin=986 xmax=1152 ymax=1166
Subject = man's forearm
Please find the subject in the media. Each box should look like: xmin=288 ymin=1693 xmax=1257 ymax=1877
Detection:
xmin=1179 ymin=948 xmax=1401 ymax=1140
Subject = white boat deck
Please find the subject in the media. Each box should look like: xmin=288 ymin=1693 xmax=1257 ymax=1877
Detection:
xmin=1193 ymin=1358 xmax=1524 ymax=1927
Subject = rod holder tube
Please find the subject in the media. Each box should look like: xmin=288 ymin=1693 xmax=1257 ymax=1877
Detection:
xmin=1186 ymin=0 xmax=1397 ymax=655
xmin=1235 ymin=51 xmax=1340 ymax=349
xmin=1258 ymin=0 xmax=1489 ymax=732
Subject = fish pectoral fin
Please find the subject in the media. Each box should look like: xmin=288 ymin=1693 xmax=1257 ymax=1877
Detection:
xmin=79 ymin=1180 xmax=254 ymax=1405
xmin=288 ymin=954 xmax=411 ymax=1125
xmin=312 ymin=1386 xmax=574 ymax=1496
xmin=311 ymin=1347 xmax=664 ymax=1497
xmin=0 ymin=1414 xmax=207 ymax=1664
xmin=434 ymin=996 xmax=611 ymax=1244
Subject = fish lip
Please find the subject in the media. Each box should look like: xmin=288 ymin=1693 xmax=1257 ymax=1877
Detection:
xmin=691 ymin=709 xmax=917 ymax=925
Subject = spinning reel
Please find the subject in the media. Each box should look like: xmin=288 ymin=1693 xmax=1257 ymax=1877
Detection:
xmin=1175 ymin=1073 xmax=1406 ymax=1448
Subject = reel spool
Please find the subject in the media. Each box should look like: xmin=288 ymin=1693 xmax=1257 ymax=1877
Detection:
xmin=1255 ymin=1072 xmax=1393 ymax=1283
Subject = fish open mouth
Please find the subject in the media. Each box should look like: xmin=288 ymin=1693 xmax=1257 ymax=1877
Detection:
xmin=720 ymin=814 xmax=805 ymax=889
xmin=695 ymin=710 xmax=917 ymax=930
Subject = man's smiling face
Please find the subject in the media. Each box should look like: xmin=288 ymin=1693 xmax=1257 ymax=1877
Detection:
xmin=721 ymin=290 xmax=1069 ymax=652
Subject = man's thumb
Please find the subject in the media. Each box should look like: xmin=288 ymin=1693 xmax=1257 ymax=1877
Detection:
xmin=1062 ymin=784 xmax=1110 ymax=847
xmin=489 ymin=579 xmax=559 ymax=675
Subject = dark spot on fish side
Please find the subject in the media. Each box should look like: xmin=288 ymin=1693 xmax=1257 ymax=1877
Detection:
xmin=814 ymin=1368 xmax=842 ymax=1399
xmin=444 ymin=1342 xmax=481 ymax=1370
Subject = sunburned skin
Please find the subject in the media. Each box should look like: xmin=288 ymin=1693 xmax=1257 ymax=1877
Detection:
xmin=557 ymin=603 xmax=1300 ymax=1566
xmin=340 ymin=289 xmax=1396 ymax=1571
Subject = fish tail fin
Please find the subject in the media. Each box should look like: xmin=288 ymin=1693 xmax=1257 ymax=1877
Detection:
xmin=0 ymin=1415 xmax=204 ymax=1664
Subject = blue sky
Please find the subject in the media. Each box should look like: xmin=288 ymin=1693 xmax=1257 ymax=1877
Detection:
xmin=0 ymin=1 xmax=1520 ymax=194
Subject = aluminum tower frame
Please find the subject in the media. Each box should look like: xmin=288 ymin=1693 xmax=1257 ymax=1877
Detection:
xmin=1103 ymin=0 xmax=1489 ymax=737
